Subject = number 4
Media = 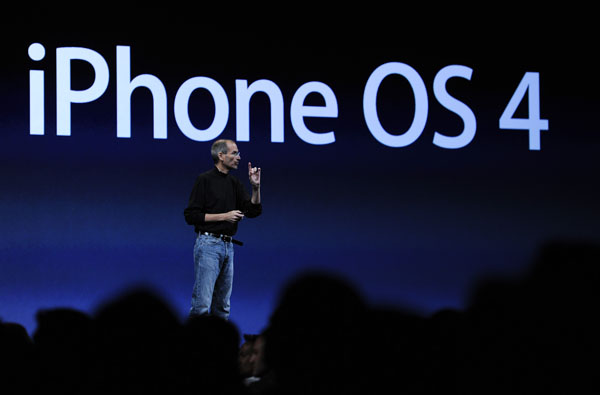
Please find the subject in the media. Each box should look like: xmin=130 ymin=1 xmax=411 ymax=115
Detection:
xmin=499 ymin=72 xmax=549 ymax=150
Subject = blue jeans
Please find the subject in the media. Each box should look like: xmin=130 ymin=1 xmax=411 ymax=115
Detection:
xmin=190 ymin=233 xmax=234 ymax=320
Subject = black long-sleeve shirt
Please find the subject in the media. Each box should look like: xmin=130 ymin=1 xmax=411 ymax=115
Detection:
xmin=184 ymin=167 xmax=262 ymax=236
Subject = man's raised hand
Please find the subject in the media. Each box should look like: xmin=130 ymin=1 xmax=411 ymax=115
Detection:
xmin=248 ymin=162 xmax=261 ymax=188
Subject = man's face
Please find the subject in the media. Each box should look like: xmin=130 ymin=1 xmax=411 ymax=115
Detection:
xmin=250 ymin=335 xmax=267 ymax=377
xmin=238 ymin=342 xmax=254 ymax=378
xmin=220 ymin=141 xmax=240 ymax=170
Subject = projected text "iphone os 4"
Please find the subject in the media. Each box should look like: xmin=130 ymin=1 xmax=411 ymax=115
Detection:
xmin=28 ymin=43 xmax=548 ymax=150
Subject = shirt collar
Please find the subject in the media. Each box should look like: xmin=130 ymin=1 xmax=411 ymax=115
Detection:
xmin=213 ymin=166 xmax=229 ymax=177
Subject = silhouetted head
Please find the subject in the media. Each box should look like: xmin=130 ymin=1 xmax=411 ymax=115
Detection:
xmin=1 ymin=320 xmax=33 ymax=393
xmin=92 ymin=287 xmax=181 ymax=393
xmin=180 ymin=314 xmax=243 ymax=394
xmin=265 ymin=271 xmax=367 ymax=394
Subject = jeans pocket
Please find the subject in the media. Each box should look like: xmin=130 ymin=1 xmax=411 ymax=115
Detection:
xmin=199 ymin=235 xmax=220 ymax=246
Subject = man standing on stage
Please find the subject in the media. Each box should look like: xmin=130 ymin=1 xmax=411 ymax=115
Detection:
xmin=184 ymin=139 xmax=262 ymax=319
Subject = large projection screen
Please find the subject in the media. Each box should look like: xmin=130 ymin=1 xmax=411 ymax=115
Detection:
xmin=1 ymin=22 xmax=598 ymax=336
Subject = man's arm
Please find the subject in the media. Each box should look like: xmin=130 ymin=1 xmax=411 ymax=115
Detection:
xmin=234 ymin=162 xmax=262 ymax=218
xmin=205 ymin=211 xmax=244 ymax=223
xmin=251 ymin=185 xmax=261 ymax=205
xmin=184 ymin=177 xmax=205 ymax=225
xmin=249 ymin=162 xmax=261 ymax=205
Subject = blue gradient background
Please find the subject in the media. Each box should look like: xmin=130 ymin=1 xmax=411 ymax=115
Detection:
xmin=1 ymin=25 xmax=598 ymax=336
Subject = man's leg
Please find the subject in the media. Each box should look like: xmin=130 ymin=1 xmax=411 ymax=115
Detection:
xmin=210 ymin=242 xmax=234 ymax=320
xmin=190 ymin=234 xmax=223 ymax=316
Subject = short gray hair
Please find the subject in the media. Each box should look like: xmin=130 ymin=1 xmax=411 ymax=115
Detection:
xmin=211 ymin=139 xmax=233 ymax=163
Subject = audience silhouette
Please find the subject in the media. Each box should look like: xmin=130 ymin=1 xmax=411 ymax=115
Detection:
xmin=0 ymin=240 xmax=597 ymax=394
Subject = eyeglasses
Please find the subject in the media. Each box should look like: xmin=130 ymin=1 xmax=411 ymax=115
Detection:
xmin=229 ymin=151 xmax=241 ymax=157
